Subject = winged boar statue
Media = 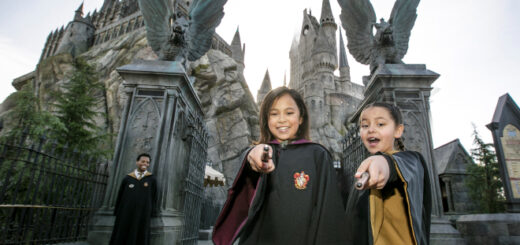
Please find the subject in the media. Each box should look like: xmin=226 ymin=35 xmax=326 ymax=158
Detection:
xmin=337 ymin=0 xmax=420 ymax=73
xmin=137 ymin=0 xmax=228 ymax=65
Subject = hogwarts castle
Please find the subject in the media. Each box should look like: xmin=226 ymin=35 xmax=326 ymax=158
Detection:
xmin=7 ymin=0 xmax=256 ymax=189
xmin=37 ymin=0 xmax=234 ymax=64
xmin=257 ymin=0 xmax=364 ymax=159
xmin=11 ymin=0 xmax=365 ymax=169
xmin=4 ymin=0 xmax=511 ymax=244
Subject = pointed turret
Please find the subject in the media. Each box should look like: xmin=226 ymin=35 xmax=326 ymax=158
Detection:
xmin=231 ymin=27 xmax=245 ymax=65
xmin=320 ymin=0 xmax=335 ymax=26
xmin=230 ymin=27 xmax=245 ymax=74
xmin=74 ymin=2 xmax=84 ymax=21
xmin=338 ymin=29 xmax=350 ymax=81
xmin=289 ymin=36 xmax=300 ymax=90
xmin=55 ymin=3 xmax=95 ymax=58
xmin=257 ymin=70 xmax=272 ymax=107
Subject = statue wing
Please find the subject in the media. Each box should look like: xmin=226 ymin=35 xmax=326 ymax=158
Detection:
xmin=186 ymin=0 xmax=228 ymax=61
xmin=389 ymin=0 xmax=420 ymax=60
xmin=338 ymin=0 xmax=377 ymax=65
xmin=137 ymin=0 xmax=173 ymax=59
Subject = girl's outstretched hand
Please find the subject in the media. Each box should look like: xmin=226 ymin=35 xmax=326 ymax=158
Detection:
xmin=247 ymin=144 xmax=275 ymax=173
xmin=355 ymin=155 xmax=390 ymax=189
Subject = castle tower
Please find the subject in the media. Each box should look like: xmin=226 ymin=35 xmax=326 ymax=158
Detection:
xmin=298 ymin=9 xmax=320 ymax=95
xmin=338 ymin=29 xmax=350 ymax=81
xmin=55 ymin=3 xmax=95 ymax=57
xmin=230 ymin=27 xmax=246 ymax=74
xmin=304 ymin=0 xmax=338 ymax=128
xmin=313 ymin=0 xmax=337 ymax=92
xmin=74 ymin=2 xmax=84 ymax=21
xmin=289 ymin=37 xmax=300 ymax=90
xmin=257 ymin=69 xmax=272 ymax=107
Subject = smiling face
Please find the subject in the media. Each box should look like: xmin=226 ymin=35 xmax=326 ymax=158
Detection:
xmin=360 ymin=106 xmax=404 ymax=154
xmin=136 ymin=156 xmax=150 ymax=172
xmin=268 ymin=93 xmax=303 ymax=142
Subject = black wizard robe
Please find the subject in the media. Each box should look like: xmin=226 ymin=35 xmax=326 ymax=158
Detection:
xmin=345 ymin=151 xmax=432 ymax=245
xmin=212 ymin=140 xmax=348 ymax=245
xmin=110 ymin=171 xmax=158 ymax=245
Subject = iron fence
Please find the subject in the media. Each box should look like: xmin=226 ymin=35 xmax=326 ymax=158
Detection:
xmin=180 ymin=116 xmax=208 ymax=245
xmin=0 ymin=130 xmax=109 ymax=244
xmin=341 ymin=124 xmax=369 ymax=189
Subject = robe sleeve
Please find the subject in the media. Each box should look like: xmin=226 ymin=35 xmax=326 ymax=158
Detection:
xmin=307 ymin=147 xmax=349 ymax=244
xmin=212 ymin=147 xmax=261 ymax=245
xmin=344 ymin=151 xmax=431 ymax=245
xmin=151 ymin=176 xmax=159 ymax=217
xmin=391 ymin=151 xmax=432 ymax=245
xmin=113 ymin=177 xmax=127 ymax=216
xmin=375 ymin=152 xmax=398 ymax=183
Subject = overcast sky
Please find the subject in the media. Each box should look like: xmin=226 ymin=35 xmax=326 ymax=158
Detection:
xmin=1 ymin=0 xmax=519 ymax=153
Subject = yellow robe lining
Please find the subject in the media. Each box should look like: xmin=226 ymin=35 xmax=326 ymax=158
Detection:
xmin=370 ymin=154 xmax=416 ymax=245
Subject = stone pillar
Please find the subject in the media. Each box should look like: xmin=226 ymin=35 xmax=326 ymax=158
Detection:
xmin=88 ymin=60 xmax=206 ymax=244
xmin=355 ymin=64 xmax=465 ymax=244
xmin=442 ymin=177 xmax=454 ymax=213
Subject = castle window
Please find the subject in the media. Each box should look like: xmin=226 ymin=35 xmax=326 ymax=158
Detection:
xmin=312 ymin=100 xmax=316 ymax=109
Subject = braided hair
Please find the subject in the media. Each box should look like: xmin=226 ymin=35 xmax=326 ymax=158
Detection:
xmin=362 ymin=102 xmax=406 ymax=151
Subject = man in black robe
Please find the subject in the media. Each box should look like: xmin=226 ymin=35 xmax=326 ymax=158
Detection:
xmin=110 ymin=153 xmax=158 ymax=245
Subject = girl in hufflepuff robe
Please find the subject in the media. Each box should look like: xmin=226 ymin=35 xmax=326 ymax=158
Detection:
xmin=212 ymin=87 xmax=349 ymax=245
xmin=346 ymin=102 xmax=432 ymax=245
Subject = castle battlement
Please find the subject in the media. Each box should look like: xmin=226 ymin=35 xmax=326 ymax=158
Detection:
xmin=37 ymin=0 xmax=232 ymax=67
xmin=92 ymin=11 xmax=144 ymax=46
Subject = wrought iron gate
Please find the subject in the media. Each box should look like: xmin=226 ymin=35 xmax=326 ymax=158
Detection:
xmin=180 ymin=116 xmax=208 ymax=245
xmin=0 ymin=131 xmax=109 ymax=244
xmin=341 ymin=124 xmax=369 ymax=188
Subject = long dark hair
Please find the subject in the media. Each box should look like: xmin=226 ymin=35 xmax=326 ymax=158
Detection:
xmin=257 ymin=87 xmax=310 ymax=144
xmin=361 ymin=102 xmax=406 ymax=151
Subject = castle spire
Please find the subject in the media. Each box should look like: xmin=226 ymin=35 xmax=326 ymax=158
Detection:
xmin=257 ymin=69 xmax=272 ymax=107
xmin=232 ymin=26 xmax=241 ymax=44
xmin=260 ymin=69 xmax=272 ymax=92
xmin=74 ymin=2 xmax=84 ymax=21
xmin=231 ymin=26 xmax=245 ymax=73
xmin=320 ymin=0 xmax=335 ymax=25
xmin=338 ymin=28 xmax=351 ymax=81
xmin=339 ymin=29 xmax=349 ymax=68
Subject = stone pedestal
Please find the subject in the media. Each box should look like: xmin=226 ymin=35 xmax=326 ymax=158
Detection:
xmin=457 ymin=213 xmax=520 ymax=244
xmin=355 ymin=64 xmax=465 ymax=244
xmin=88 ymin=60 xmax=207 ymax=244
